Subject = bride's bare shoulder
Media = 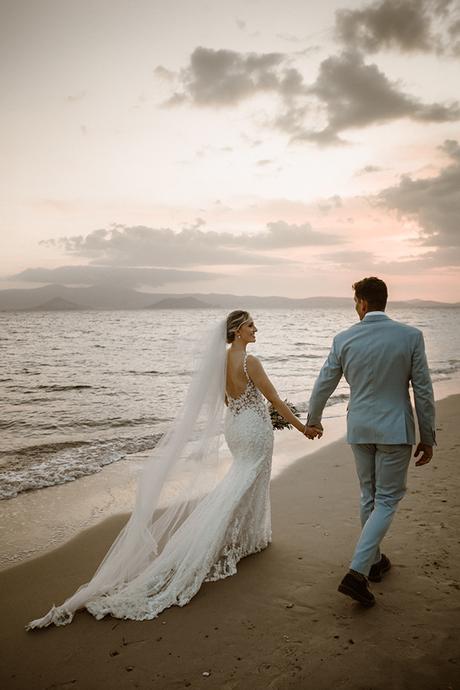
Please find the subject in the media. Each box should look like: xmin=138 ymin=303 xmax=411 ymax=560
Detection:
xmin=246 ymin=354 xmax=263 ymax=372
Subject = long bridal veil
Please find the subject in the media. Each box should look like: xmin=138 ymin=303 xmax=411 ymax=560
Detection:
xmin=27 ymin=317 xmax=228 ymax=628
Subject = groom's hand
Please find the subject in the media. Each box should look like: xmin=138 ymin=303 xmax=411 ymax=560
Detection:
xmin=304 ymin=424 xmax=323 ymax=439
xmin=414 ymin=443 xmax=433 ymax=466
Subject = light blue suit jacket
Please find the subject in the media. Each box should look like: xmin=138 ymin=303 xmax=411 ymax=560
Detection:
xmin=307 ymin=313 xmax=436 ymax=445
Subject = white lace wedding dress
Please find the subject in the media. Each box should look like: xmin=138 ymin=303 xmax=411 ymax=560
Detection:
xmin=27 ymin=322 xmax=274 ymax=628
xmin=85 ymin=354 xmax=274 ymax=621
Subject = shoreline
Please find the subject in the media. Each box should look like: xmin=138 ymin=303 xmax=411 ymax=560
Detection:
xmin=1 ymin=377 xmax=459 ymax=571
xmin=0 ymin=395 xmax=458 ymax=689
xmin=0 ymin=402 xmax=348 ymax=571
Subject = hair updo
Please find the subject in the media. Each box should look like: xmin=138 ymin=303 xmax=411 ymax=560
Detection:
xmin=226 ymin=310 xmax=250 ymax=344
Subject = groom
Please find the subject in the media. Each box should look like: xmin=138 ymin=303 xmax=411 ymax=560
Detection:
xmin=306 ymin=277 xmax=436 ymax=607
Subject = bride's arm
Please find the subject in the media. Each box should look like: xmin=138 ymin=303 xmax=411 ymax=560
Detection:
xmin=246 ymin=355 xmax=321 ymax=437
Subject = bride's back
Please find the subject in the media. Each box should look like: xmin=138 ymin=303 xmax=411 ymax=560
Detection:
xmin=226 ymin=350 xmax=250 ymax=399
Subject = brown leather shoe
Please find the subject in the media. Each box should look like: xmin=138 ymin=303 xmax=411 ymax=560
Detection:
xmin=338 ymin=570 xmax=375 ymax=607
xmin=368 ymin=554 xmax=392 ymax=583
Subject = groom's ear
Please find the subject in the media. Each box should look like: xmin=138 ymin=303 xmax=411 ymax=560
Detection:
xmin=354 ymin=296 xmax=368 ymax=320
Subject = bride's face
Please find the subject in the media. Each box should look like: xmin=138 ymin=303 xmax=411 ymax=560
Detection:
xmin=237 ymin=318 xmax=257 ymax=343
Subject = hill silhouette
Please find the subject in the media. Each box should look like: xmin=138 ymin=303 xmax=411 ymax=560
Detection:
xmin=0 ymin=284 xmax=458 ymax=311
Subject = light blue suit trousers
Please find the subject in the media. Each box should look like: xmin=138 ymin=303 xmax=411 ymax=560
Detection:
xmin=350 ymin=443 xmax=411 ymax=574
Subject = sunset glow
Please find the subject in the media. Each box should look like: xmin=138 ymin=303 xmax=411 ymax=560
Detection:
xmin=1 ymin=0 xmax=459 ymax=300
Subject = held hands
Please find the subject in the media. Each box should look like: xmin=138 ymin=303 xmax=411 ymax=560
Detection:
xmin=303 ymin=424 xmax=323 ymax=440
xmin=414 ymin=442 xmax=433 ymax=466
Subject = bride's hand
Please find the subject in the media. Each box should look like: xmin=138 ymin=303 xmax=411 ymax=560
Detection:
xmin=303 ymin=425 xmax=322 ymax=439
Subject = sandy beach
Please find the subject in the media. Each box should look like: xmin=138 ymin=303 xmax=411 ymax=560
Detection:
xmin=1 ymin=395 xmax=459 ymax=690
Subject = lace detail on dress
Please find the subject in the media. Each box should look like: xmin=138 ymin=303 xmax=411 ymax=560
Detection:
xmin=205 ymin=460 xmax=272 ymax=583
xmin=227 ymin=353 xmax=270 ymax=421
xmin=26 ymin=604 xmax=74 ymax=630
xmin=243 ymin=352 xmax=250 ymax=380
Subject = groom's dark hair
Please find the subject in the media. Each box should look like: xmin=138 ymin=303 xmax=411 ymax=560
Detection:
xmin=353 ymin=276 xmax=388 ymax=311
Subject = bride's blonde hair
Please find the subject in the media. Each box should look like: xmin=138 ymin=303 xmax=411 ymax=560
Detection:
xmin=226 ymin=310 xmax=250 ymax=344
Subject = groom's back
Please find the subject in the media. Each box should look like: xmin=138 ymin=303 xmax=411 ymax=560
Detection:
xmin=335 ymin=314 xmax=421 ymax=444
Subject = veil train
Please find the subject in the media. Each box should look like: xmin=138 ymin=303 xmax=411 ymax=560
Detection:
xmin=27 ymin=318 xmax=228 ymax=628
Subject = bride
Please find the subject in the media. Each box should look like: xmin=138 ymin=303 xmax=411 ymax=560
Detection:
xmin=27 ymin=310 xmax=320 ymax=629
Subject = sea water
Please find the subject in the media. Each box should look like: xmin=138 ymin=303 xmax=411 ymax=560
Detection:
xmin=1 ymin=307 xmax=459 ymax=500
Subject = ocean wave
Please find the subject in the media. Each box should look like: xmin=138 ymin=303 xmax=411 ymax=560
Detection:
xmin=0 ymin=433 xmax=163 ymax=500
xmin=20 ymin=396 xmax=58 ymax=403
xmin=261 ymin=353 xmax=324 ymax=362
xmin=37 ymin=384 xmax=93 ymax=392
xmin=291 ymin=353 xmax=324 ymax=359
xmin=83 ymin=412 xmax=167 ymax=427
xmin=0 ymin=414 xmax=167 ymax=433
xmin=70 ymin=415 xmax=166 ymax=429
xmin=126 ymin=369 xmax=191 ymax=377
xmin=429 ymin=360 xmax=460 ymax=380
xmin=127 ymin=369 xmax=162 ymax=375
xmin=0 ymin=420 xmax=24 ymax=430
xmin=326 ymin=393 xmax=349 ymax=406
xmin=0 ymin=439 xmax=91 ymax=460
xmin=286 ymin=392 xmax=349 ymax=415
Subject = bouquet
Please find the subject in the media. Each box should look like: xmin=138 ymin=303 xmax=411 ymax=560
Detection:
xmin=269 ymin=399 xmax=301 ymax=430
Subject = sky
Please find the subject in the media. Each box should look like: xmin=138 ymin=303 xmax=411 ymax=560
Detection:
xmin=1 ymin=0 xmax=459 ymax=301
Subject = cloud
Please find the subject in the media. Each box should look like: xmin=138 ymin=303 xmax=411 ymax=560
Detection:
xmin=276 ymin=33 xmax=303 ymax=43
xmin=335 ymin=0 xmax=460 ymax=57
xmin=403 ymin=246 xmax=460 ymax=269
xmin=161 ymin=45 xmax=459 ymax=147
xmin=319 ymin=246 xmax=460 ymax=275
xmin=245 ymin=221 xmax=340 ymax=248
xmin=289 ymin=51 xmax=460 ymax=144
xmin=378 ymin=139 xmax=460 ymax=267
xmin=380 ymin=139 xmax=460 ymax=245
xmin=355 ymin=165 xmax=384 ymax=175
xmin=308 ymin=139 xmax=460 ymax=274
xmin=272 ymin=103 xmax=311 ymax=139
xmin=154 ymin=65 xmax=176 ymax=82
xmin=66 ymin=91 xmax=86 ymax=103
xmin=164 ymin=46 xmax=306 ymax=107
xmin=40 ymin=222 xmax=342 ymax=269
xmin=317 ymin=195 xmax=343 ymax=213
xmin=335 ymin=0 xmax=436 ymax=53
xmin=318 ymin=140 xmax=460 ymax=273
xmin=318 ymin=248 xmax=411 ymax=274
xmin=449 ymin=23 xmax=460 ymax=61
xmin=7 ymin=265 xmax=218 ymax=288
xmin=320 ymin=249 xmax=375 ymax=268
xmin=450 ymin=16 xmax=460 ymax=36
xmin=41 ymin=225 xmax=275 ymax=267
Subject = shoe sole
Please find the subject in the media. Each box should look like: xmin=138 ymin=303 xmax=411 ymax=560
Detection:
xmin=338 ymin=583 xmax=376 ymax=607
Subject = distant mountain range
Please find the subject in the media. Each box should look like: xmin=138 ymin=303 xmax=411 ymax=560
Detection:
xmin=145 ymin=296 xmax=215 ymax=309
xmin=0 ymin=283 xmax=458 ymax=311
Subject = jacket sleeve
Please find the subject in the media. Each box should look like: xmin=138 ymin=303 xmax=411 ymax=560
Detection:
xmin=411 ymin=331 xmax=436 ymax=445
xmin=307 ymin=336 xmax=343 ymax=426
